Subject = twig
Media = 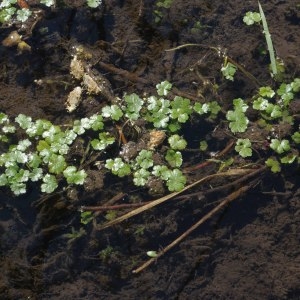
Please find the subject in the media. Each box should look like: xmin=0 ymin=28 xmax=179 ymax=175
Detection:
xmin=95 ymin=168 xmax=253 ymax=230
xmin=166 ymin=42 xmax=260 ymax=87
xmin=97 ymin=61 xmax=148 ymax=84
xmin=183 ymin=139 xmax=235 ymax=173
xmin=165 ymin=43 xmax=222 ymax=54
xmin=81 ymin=201 xmax=150 ymax=212
xmin=175 ymin=165 xmax=266 ymax=201
xmin=132 ymin=183 xmax=254 ymax=273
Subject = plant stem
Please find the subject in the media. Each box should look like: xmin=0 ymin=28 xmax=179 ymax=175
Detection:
xmin=258 ymin=1 xmax=277 ymax=76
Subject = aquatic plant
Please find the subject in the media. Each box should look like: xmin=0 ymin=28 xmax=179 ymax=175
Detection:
xmin=226 ymin=99 xmax=249 ymax=133
xmin=0 ymin=0 xmax=101 ymax=24
xmin=153 ymin=0 xmax=173 ymax=23
xmin=1 ymin=70 xmax=299 ymax=195
xmin=235 ymin=139 xmax=252 ymax=158
xmin=221 ymin=60 xmax=237 ymax=81
xmin=0 ymin=112 xmax=111 ymax=195
xmin=243 ymin=1 xmax=277 ymax=77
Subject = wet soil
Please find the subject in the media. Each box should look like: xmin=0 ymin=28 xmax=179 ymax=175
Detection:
xmin=0 ymin=0 xmax=300 ymax=299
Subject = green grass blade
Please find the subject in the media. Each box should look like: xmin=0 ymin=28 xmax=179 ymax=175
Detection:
xmin=258 ymin=1 xmax=277 ymax=76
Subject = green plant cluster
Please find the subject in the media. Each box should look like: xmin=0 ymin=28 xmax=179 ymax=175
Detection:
xmin=0 ymin=81 xmax=222 ymax=195
xmin=100 ymin=81 xmax=221 ymax=191
xmin=105 ymin=135 xmax=188 ymax=192
xmin=0 ymin=0 xmax=101 ymax=24
xmin=227 ymin=78 xmax=300 ymax=170
xmin=153 ymin=0 xmax=173 ymax=23
xmin=1 ymin=70 xmax=299 ymax=196
xmin=209 ymin=3 xmax=299 ymax=172
xmin=0 ymin=112 xmax=112 ymax=195
xmin=243 ymin=2 xmax=278 ymax=77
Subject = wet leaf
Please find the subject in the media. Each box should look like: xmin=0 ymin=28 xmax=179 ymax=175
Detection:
xmin=165 ymin=149 xmax=183 ymax=168
xmin=265 ymin=158 xmax=281 ymax=173
xmin=156 ymin=80 xmax=172 ymax=96
xmin=270 ymin=139 xmax=290 ymax=154
xmin=102 ymin=104 xmax=123 ymax=121
xmin=41 ymin=174 xmax=58 ymax=193
xmin=168 ymin=134 xmax=187 ymax=150
xmin=133 ymin=168 xmax=150 ymax=186
xmin=63 ymin=166 xmax=87 ymax=185
xmin=166 ymin=169 xmax=186 ymax=192
xmin=235 ymin=138 xmax=252 ymax=158
xmin=48 ymin=154 xmax=67 ymax=174
xmin=135 ymin=150 xmax=153 ymax=169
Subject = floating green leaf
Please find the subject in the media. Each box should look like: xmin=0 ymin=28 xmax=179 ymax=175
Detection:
xmin=168 ymin=134 xmax=187 ymax=150
xmin=166 ymin=169 xmax=186 ymax=192
xmin=226 ymin=110 xmax=249 ymax=133
xmin=265 ymin=158 xmax=281 ymax=173
xmin=41 ymin=174 xmax=58 ymax=193
xmin=105 ymin=158 xmax=131 ymax=177
xmin=233 ymin=98 xmax=248 ymax=112
xmin=89 ymin=114 xmax=104 ymax=131
xmin=15 ymin=114 xmax=32 ymax=130
xmin=86 ymin=0 xmax=102 ymax=8
xmin=2 ymin=124 xmax=15 ymax=134
xmin=235 ymin=138 xmax=252 ymax=158
xmin=291 ymin=78 xmax=300 ymax=92
xmin=91 ymin=132 xmax=115 ymax=150
xmin=280 ymin=154 xmax=297 ymax=164
xmin=10 ymin=182 xmax=27 ymax=195
xmin=16 ymin=139 xmax=31 ymax=151
xmin=259 ymin=86 xmax=275 ymax=98
xmin=63 ymin=166 xmax=87 ymax=185
xmin=16 ymin=8 xmax=31 ymax=22
xmin=28 ymin=153 xmax=42 ymax=169
xmin=199 ymin=140 xmax=208 ymax=151
xmin=193 ymin=103 xmax=210 ymax=115
xmin=291 ymin=132 xmax=300 ymax=144
xmin=270 ymin=139 xmax=290 ymax=154
xmin=48 ymin=154 xmax=67 ymax=174
xmin=152 ymin=165 xmax=169 ymax=180
xmin=170 ymin=96 xmax=192 ymax=123
xmin=40 ymin=0 xmax=55 ymax=7
xmin=243 ymin=11 xmax=261 ymax=25
xmin=0 ymin=112 xmax=8 ymax=124
xmin=156 ymin=81 xmax=172 ymax=96
xmin=133 ymin=168 xmax=151 ymax=186
xmin=29 ymin=168 xmax=43 ymax=182
xmin=102 ymin=104 xmax=123 ymax=121
xmin=0 ymin=174 xmax=8 ymax=186
xmin=209 ymin=101 xmax=221 ymax=115
xmin=226 ymin=98 xmax=249 ymax=133
xmin=221 ymin=61 xmax=237 ymax=81
xmin=135 ymin=150 xmax=153 ymax=169
xmin=124 ymin=93 xmax=144 ymax=120
xmin=253 ymin=97 xmax=269 ymax=111
xmin=165 ymin=149 xmax=183 ymax=168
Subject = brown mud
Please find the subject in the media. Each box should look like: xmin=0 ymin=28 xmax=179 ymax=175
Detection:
xmin=0 ymin=0 xmax=300 ymax=299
